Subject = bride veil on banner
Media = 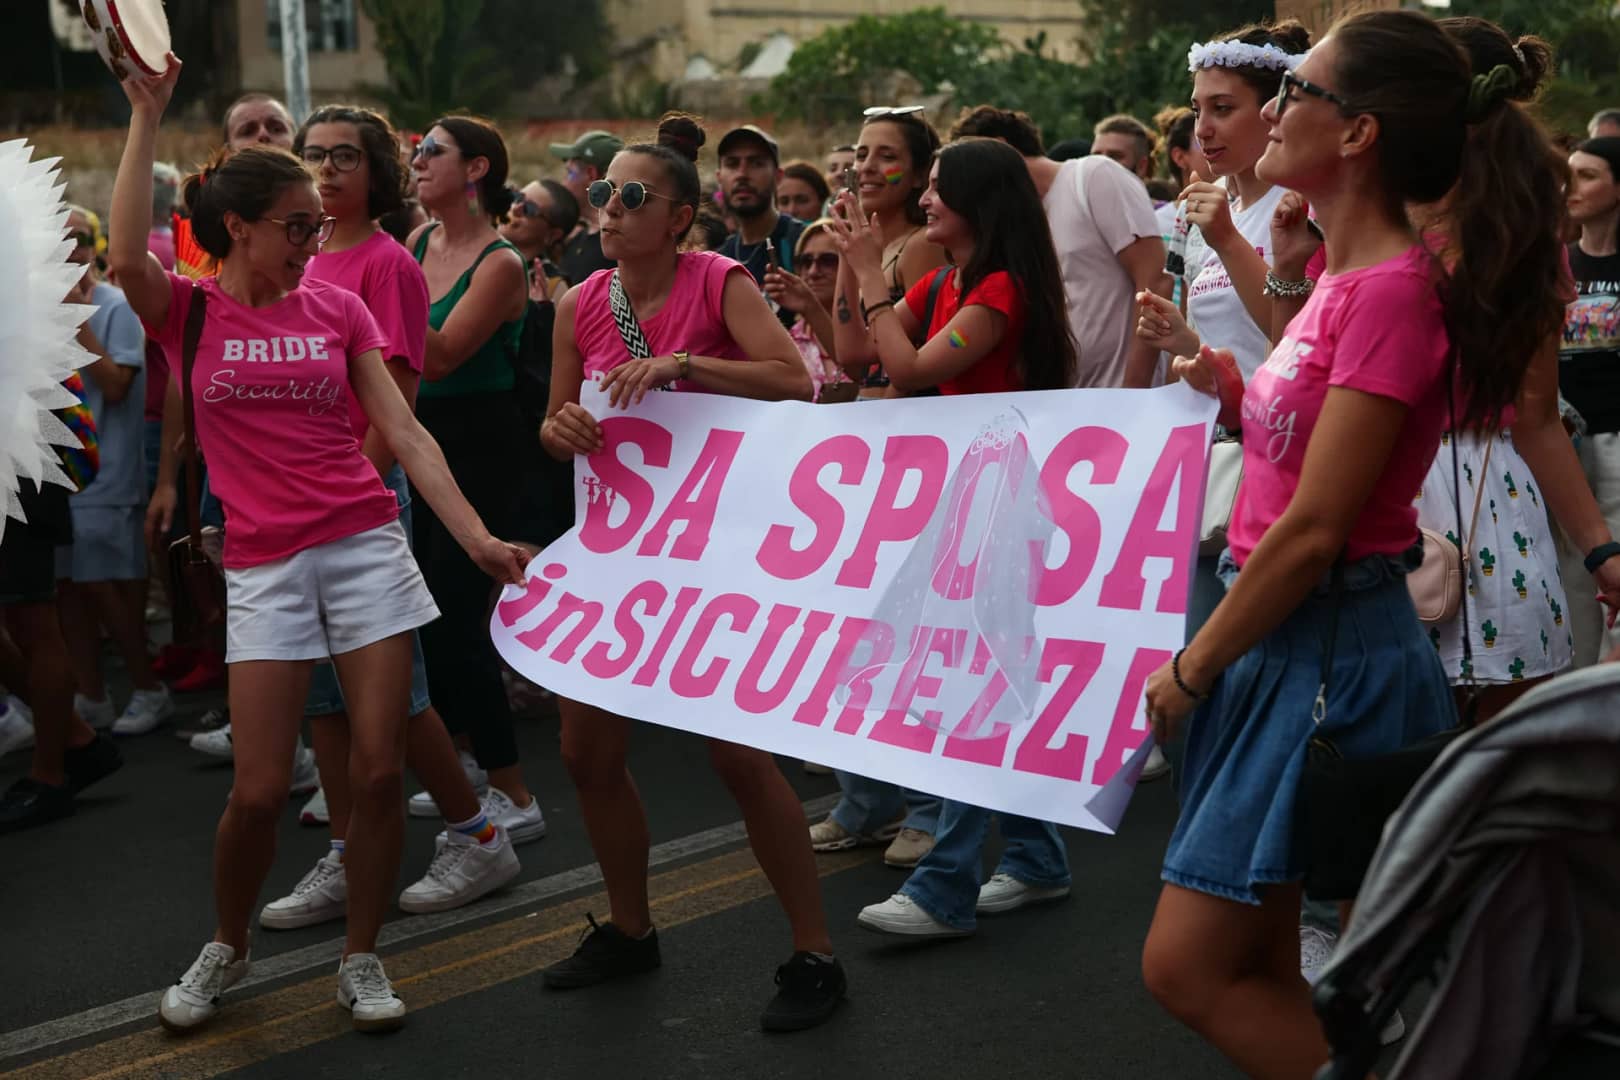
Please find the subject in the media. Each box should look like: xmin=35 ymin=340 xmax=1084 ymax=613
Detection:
xmin=491 ymin=382 xmax=1217 ymax=833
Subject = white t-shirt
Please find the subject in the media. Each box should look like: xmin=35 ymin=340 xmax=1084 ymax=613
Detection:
xmin=1042 ymin=156 xmax=1162 ymax=389
xmin=1183 ymin=180 xmax=1286 ymax=381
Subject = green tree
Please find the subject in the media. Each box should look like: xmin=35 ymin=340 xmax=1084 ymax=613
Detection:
xmin=360 ymin=0 xmax=606 ymax=128
xmin=760 ymin=8 xmax=1001 ymax=126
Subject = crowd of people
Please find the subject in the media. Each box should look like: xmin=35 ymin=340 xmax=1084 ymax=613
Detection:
xmin=3 ymin=6 xmax=1619 ymax=1072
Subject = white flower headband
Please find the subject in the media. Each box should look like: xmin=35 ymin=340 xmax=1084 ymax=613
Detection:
xmin=1187 ymin=41 xmax=1306 ymax=75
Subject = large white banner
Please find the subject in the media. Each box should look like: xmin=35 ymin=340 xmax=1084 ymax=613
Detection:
xmin=492 ymin=384 xmax=1216 ymax=832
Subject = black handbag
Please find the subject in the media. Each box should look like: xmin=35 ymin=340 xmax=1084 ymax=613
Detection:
xmin=1294 ymin=374 xmax=1476 ymax=902
xmin=165 ymin=284 xmax=227 ymax=652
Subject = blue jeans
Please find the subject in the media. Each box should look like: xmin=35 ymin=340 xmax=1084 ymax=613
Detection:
xmin=304 ymin=465 xmax=430 ymax=717
xmin=900 ymin=800 xmax=1070 ymax=931
xmin=830 ymin=773 xmax=940 ymax=836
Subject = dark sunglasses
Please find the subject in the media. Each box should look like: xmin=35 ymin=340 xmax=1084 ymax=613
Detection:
xmin=1275 ymin=71 xmax=1349 ymax=119
xmin=863 ymin=105 xmax=925 ymax=119
xmin=265 ymin=215 xmax=337 ymax=246
xmin=799 ymin=252 xmax=840 ymax=272
xmin=587 ymin=179 xmax=672 ymax=212
xmin=412 ymin=134 xmax=450 ymax=162
xmin=509 ymin=193 xmax=546 ymax=219
xmin=300 ymin=144 xmax=364 ymax=172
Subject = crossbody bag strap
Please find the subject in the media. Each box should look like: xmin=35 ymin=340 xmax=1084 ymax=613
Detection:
xmin=607 ymin=270 xmax=655 ymax=359
xmin=179 ymin=283 xmax=209 ymax=554
xmin=1314 ymin=556 xmax=1347 ymax=730
xmin=1447 ymin=358 xmax=1479 ymax=720
xmin=1463 ymin=437 xmax=1494 ymax=552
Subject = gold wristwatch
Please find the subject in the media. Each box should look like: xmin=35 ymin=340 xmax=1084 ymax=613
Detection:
xmin=673 ymin=351 xmax=690 ymax=379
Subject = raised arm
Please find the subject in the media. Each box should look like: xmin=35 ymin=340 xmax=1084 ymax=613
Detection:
xmin=422 ymin=246 xmax=528 ymax=381
xmin=106 ymin=58 xmax=184 ymax=330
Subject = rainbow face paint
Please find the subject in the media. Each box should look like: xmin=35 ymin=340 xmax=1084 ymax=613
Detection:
xmin=948 ymin=329 xmax=969 ymax=349
xmin=883 ymin=166 xmax=906 ymax=186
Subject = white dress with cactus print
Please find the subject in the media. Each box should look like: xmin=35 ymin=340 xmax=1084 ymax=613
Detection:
xmin=1415 ymin=428 xmax=1573 ymax=685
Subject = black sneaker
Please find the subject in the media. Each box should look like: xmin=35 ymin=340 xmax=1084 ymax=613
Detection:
xmin=761 ymin=952 xmax=847 ymax=1033
xmin=0 ymin=777 xmax=75 ymax=832
xmin=64 ymin=733 xmax=124 ymax=794
xmin=542 ymin=914 xmax=661 ymax=989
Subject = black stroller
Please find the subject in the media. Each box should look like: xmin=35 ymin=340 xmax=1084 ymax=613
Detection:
xmin=1312 ymin=664 xmax=1620 ymax=1080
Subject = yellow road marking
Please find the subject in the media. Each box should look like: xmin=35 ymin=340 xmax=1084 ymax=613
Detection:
xmin=5 ymin=847 xmax=870 ymax=1080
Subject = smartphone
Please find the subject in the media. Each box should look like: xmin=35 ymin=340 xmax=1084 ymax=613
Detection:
xmin=765 ymin=238 xmax=778 ymax=273
xmin=842 ymin=166 xmax=857 ymax=193
xmin=1306 ymin=219 xmax=1325 ymax=242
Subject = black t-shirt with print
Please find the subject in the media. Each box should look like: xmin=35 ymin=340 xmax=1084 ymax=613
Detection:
xmin=559 ymin=228 xmax=615 ymax=287
xmin=1562 ymin=243 xmax=1620 ymax=435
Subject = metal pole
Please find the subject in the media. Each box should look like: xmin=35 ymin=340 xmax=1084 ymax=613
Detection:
xmin=280 ymin=0 xmax=311 ymax=124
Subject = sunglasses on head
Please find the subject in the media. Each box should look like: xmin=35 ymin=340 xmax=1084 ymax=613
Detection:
xmin=1275 ymin=71 xmax=1349 ymax=119
xmin=300 ymin=144 xmax=364 ymax=172
xmin=863 ymin=106 xmax=925 ymax=119
xmin=799 ymin=252 xmax=840 ymax=272
xmin=587 ymin=179 xmax=672 ymax=212
xmin=412 ymin=134 xmax=450 ymax=162
xmin=265 ymin=214 xmax=338 ymax=246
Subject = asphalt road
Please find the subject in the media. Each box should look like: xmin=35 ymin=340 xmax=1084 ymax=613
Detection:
xmin=0 ymin=670 xmax=1240 ymax=1080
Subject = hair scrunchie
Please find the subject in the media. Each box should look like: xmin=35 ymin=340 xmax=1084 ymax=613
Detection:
xmin=1466 ymin=63 xmax=1519 ymax=124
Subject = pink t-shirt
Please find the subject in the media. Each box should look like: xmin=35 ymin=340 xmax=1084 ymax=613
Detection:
xmin=303 ymin=230 xmax=431 ymax=441
xmin=143 ymin=271 xmax=399 ymax=569
xmin=573 ymin=251 xmax=753 ymax=390
xmin=1226 ymin=246 xmax=1450 ymax=565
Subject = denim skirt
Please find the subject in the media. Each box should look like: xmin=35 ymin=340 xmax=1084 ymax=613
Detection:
xmin=1161 ymin=547 xmax=1455 ymax=904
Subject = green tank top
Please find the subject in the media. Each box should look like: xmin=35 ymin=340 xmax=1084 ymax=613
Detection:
xmin=413 ymin=224 xmax=525 ymax=399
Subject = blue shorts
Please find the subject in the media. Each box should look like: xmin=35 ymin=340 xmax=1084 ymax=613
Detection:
xmin=1161 ymin=547 xmax=1454 ymax=904
xmin=302 ymin=465 xmax=431 ymax=718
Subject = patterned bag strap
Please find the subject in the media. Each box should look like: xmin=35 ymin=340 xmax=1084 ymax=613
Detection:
xmin=608 ymin=271 xmax=654 ymax=359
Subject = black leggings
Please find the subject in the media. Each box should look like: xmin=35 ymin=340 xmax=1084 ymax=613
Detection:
xmin=413 ymin=391 xmax=528 ymax=771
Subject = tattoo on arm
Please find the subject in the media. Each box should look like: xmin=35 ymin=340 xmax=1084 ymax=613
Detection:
xmin=837 ymin=291 xmax=852 ymax=324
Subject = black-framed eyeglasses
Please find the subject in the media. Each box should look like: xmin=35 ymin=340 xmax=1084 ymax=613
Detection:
xmin=412 ymin=134 xmax=450 ymax=162
xmin=1276 ymin=71 xmax=1349 ymax=119
xmin=300 ymin=144 xmax=364 ymax=172
xmin=265 ymin=215 xmax=338 ymax=246
xmin=799 ymin=252 xmax=840 ymax=272
xmin=587 ymin=179 xmax=672 ymax=212
xmin=863 ymin=105 xmax=925 ymax=119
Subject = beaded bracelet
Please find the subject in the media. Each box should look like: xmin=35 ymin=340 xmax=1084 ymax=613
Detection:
xmin=1262 ymin=271 xmax=1314 ymax=299
xmin=1171 ymin=648 xmax=1209 ymax=703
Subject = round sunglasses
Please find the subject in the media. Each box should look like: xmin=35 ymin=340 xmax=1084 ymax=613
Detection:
xmin=587 ymin=179 xmax=673 ymax=212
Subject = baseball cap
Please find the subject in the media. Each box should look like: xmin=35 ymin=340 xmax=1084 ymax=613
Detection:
xmin=549 ymin=130 xmax=624 ymax=166
xmin=717 ymin=125 xmax=780 ymax=163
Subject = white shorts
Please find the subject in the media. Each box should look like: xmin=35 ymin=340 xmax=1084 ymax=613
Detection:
xmin=224 ymin=520 xmax=439 ymax=663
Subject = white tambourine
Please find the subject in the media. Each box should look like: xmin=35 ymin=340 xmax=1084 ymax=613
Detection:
xmin=80 ymin=0 xmax=172 ymax=81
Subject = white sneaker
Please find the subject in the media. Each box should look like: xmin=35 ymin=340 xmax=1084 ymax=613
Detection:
xmin=0 ymin=698 xmax=35 ymax=756
xmin=975 ymin=872 xmax=1070 ymax=914
xmin=112 ymin=686 xmax=174 ymax=736
xmin=289 ymin=744 xmax=319 ymax=797
xmin=190 ymin=723 xmax=233 ymax=760
xmin=857 ymin=893 xmax=971 ymax=938
xmin=1299 ymin=924 xmax=1339 ymax=986
xmin=261 ymin=850 xmax=347 ymax=929
xmin=400 ymin=826 xmax=520 ymax=914
xmin=1140 ymin=744 xmax=1172 ymax=782
xmin=1380 ymin=1009 xmax=1406 ymax=1046
xmin=299 ymin=786 xmax=330 ymax=826
xmin=158 ymin=941 xmax=250 ymax=1032
xmin=336 ymin=953 xmax=406 ymax=1032
xmin=434 ymin=787 xmax=546 ymax=847
xmin=408 ymin=750 xmax=488 ymax=818
xmin=75 ymin=693 xmax=115 ymax=731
